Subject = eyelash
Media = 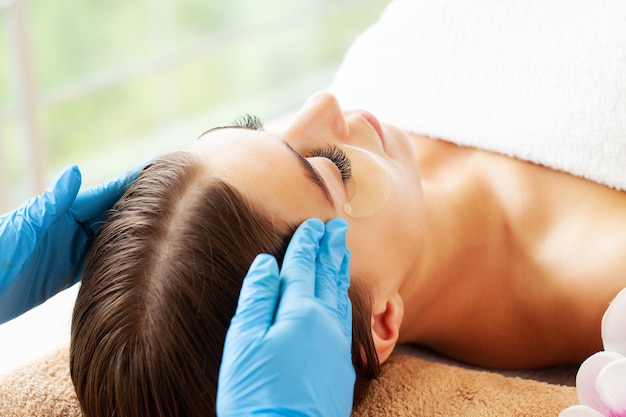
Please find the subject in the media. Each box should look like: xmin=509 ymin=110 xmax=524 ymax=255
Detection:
xmin=306 ymin=144 xmax=352 ymax=182
xmin=232 ymin=114 xmax=264 ymax=130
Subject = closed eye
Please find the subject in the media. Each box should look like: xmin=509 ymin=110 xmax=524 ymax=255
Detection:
xmin=231 ymin=114 xmax=264 ymax=130
xmin=306 ymin=144 xmax=352 ymax=182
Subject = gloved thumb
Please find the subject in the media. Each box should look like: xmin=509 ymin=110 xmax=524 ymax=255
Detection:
xmin=228 ymin=254 xmax=281 ymax=338
xmin=25 ymin=165 xmax=81 ymax=234
xmin=71 ymin=160 xmax=147 ymax=223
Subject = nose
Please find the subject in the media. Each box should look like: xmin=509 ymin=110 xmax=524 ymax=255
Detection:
xmin=284 ymin=91 xmax=348 ymax=149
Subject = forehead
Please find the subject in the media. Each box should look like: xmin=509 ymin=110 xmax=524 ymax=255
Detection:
xmin=186 ymin=128 xmax=335 ymax=224
xmin=188 ymin=128 xmax=288 ymax=187
xmin=189 ymin=127 xmax=272 ymax=164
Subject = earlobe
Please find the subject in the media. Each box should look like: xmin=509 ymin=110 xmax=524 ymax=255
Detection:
xmin=371 ymin=293 xmax=404 ymax=364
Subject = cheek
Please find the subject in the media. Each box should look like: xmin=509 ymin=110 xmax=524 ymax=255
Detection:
xmin=343 ymin=139 xmax=426 ymax=293
xmin=345 ymin=215 xmax=401 ymax=285
xmin=344 ymin=183 xmax=425 ymax=288
xmin=386 ymin=162 xmax=427 ymax=240
xmin=345 ymin=232 xmax=381 ymax=297
xmin=346 ymin=225 xmax=405 ymax=306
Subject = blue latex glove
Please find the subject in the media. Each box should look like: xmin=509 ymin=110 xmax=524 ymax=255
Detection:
xmin=217 ymin=218 xmax=355 ymax=417
xmin=0 ymin=162 xmax=144 ymax=324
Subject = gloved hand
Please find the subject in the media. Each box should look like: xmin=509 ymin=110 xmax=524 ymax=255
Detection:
xmin=217 ymin=218 xmax=355 ymax=417
xmin=0 ymin=162 xmax=145 ymax=324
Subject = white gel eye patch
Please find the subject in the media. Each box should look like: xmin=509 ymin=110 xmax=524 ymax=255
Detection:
xmin=341 ymin=144 xmax=390 ymax=219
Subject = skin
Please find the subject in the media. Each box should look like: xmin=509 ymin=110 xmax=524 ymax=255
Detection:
xmin=188 ymin=91 xmax=626 ymax=370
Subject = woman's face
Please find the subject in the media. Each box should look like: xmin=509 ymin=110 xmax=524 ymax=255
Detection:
xmin=188 ymin=91 xmax=426 ymax=303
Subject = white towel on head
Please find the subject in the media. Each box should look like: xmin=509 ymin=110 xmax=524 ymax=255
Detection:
xmin=329 ymin=0 xmax=626 ymax=190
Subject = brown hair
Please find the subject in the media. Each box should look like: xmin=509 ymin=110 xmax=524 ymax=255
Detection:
xmin=70 ymin=151 xmax=380 ymax=417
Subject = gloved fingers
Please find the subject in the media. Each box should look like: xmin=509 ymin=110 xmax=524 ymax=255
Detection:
xmin=71 ymin=159 xmax=148 ymax=223
xmin=337 ymin=251 xmax=353 ymax=342
xmin=315 ymin=218 xmax=349 ymax=308
xmin=25 ymin=165 xmax=82 ymax=233
xmin=228 ymin=254 xmax=281 ymax=335
xmin=279 ymin=218 xmax=324 ymax=301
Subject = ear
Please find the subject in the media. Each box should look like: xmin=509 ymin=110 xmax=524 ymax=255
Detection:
xmin=371 ymin=292 xmax=404 ymax=364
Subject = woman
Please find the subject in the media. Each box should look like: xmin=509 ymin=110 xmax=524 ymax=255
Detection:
xmin=70 ymin=92 xmax=379 ymax=417
xmin=70 ymin=90 xmax=626 ymax=417
xmin=0 ymin=149 xmax=356 ymax=417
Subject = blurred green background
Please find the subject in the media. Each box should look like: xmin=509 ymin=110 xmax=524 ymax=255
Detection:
xmin=0 ymin=0 xmax=389 ymax=212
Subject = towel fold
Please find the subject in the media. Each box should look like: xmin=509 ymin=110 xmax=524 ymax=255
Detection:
xmin=329 ymin=0 xmax=626 ymax=190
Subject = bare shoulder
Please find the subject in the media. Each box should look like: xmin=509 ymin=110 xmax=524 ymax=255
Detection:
xmin=484 ymin=149 xmax=626 ymax=288
xmin=408 ymin=134 xmax=626 ymax=367
xmin=479 ymin=145 xmax=626 ymax=365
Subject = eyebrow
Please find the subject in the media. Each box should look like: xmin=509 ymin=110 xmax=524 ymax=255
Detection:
xmin=282 ymin=142 xmax=334 ymax=207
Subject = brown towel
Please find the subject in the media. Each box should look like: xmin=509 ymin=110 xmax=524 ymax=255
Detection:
xmin=352 ymin=351 xmax=579 ymax=417
xmin=0 ymin=345 xmax=578 ymax=417
xmin=0 ymin=346 xmax=81 ymax=417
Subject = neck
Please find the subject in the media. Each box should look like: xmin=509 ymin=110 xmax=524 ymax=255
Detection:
xmin=397 ymin=135 xmax=502 ymax=344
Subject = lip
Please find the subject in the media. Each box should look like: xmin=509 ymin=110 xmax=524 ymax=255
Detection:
xmin=355 ymin=109 xmax=385 ymax=146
